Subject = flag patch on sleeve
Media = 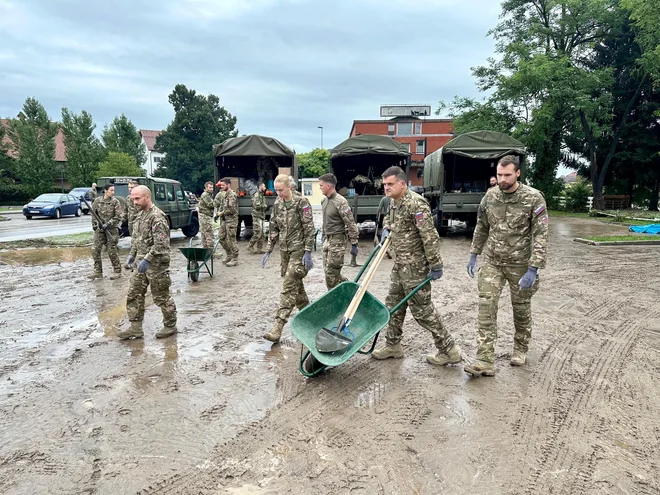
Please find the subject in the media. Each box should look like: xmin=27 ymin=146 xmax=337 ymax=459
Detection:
xmin=302 ymin=205 xmax=312 ymax=218
xmin=534 ymin=205 xmax=546 ymax=216
xmin=415 ymin=211 xmax=424 ymax=225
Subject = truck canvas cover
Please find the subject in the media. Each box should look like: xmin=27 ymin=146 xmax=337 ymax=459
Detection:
xmin=441 ymin=130 xmax=526 ymax=160
xmin=330 ymin=134 xmax=410 ymax=158
xmin=213 ymin=135 xmax=295 ymax=157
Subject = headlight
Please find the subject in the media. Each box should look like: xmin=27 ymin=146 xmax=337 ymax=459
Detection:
xmin=42 ymin=204 xmax=54 ymax=210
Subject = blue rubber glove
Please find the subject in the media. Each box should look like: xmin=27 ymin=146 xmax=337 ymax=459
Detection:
xmin=380 ymin=228 xmax=390 ymax=244
xmin=302 ymin=250 xmax=313 ymax=271
xmin=428 ymin=267 xmax=443 ymax=281
xmin=467 ymin=253 xmax=478 ymax=278
xmin=126 ymin=254 xmax=135 ymax=265
xmin=350 ymin=244 xmax=359 ymax=257
xmin=100 ymin=223 xmax=108 ymax=231
xmin=261 ymin=251 xmax=271 ymax=268
xmin=137 ymin=259 xmax=150 ymax=274
xmin=518 ymin=267 xmax=538 ymax=289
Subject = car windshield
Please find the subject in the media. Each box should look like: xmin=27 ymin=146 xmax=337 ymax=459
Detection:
xmin=69 ymin=188 xmax=88 ymax=195
xmin=33 ymin=194 xmax=62 ymax=202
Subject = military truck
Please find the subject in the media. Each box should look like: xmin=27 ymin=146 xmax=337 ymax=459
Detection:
xmin=96 ymin=176 xmax=199 ymax=237
xmin=213 ymin=134 xmax=297 ymax=231
xmin=329 ymin=134 xmax=411 ymax=223
xmin=423 ymin=130 xmax=526 ymax=235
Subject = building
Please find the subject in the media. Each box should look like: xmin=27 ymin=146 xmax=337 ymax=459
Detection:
xmin=300 ymin=178 xmax=323 ymax=208
xmin=140 ymin=130 xmax=165 ymax=177
xmin=349 ymin=105 xmax=454 ymax=186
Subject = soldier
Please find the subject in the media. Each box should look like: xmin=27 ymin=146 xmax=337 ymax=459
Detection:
xmin=122 ymin=180 xmax=140 ymax=269
xmin=371 ymin=166 xmax=462 ymax=366
xmin=89 ymin=183 xmax=122 ymax=280
xmin=464 ymin=155 xmax=548 ymax=377
xmin=261 ymin=174 xmax=315 ymax=343
xmin=289 ymin=176 xmax=302 ymax=198
xmin=489 ymin=176 xmax=498 ymax=188
xmin=119 ymin=185 xmax=177 ymax=340
xmin=247 ymin=182 xmax=267 ymax=254
xmin=319 ymin=173 xmax=359 ymax=289
xmin=198 ymin=181 xmax=215 ymax=249
xmin=89 ymin=182 xmax=99 ymax=201
xmin=213 ymin=181 xmax=226 ymax=257
xmin=215 ymin=178 xmax=239 ymax=266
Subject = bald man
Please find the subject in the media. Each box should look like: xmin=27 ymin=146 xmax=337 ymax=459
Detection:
xmin=118 ymin=185 xmax=178 ymax=340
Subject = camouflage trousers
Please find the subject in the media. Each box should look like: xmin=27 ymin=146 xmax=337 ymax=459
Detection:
xmin=275 ymin=250 xmax=310 ymax=323
xmin=476 ymin=262 xmax=540 ymax=363
xmin=247 ymin=216 xmax=265 ymax=251
xmin=322 ymin=234 xmax=347 ymax=290
xmin=92 ymin=228 xmax=121 ymax=273
xmin=217 ymin=216 xmax=239 ymax=259
xmin=128 ymin=220 xmax=136 ymax=237
xmin=385 ymin=261 xmax=454 ymax=352
xmin=126 ymin=263 xmax=177 ymax=327
xmin=199 ymin=213 xmax=214 ymax=249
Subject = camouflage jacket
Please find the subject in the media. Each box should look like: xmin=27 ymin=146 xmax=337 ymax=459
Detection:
xmin=321 ymin=192 xmax=359 ymax=244
xmin=122 ymin=195 xmax=138 ymax=226
xmin=251 ymin=191 xmax=267 ymax=220
xmin=129 ymin=205 xmax=171 ymax=266
xmin=91 ymin=196 xmax=122 ymax=230
xmin=89 ymin=189 xmax=98 ymax=201
xmin=223 ymin=190 xmax=238 ymax=219
xmin=198 ymin=191 xmax=214 ymax=217
xmin=267 ymin=195 xmax=315 ymax=253
xmin=383 ymin=189 xmax=443 ymax=270
xmin=213 ymin=191 xmax=226 ymax=215
xmin=470 ymin=183 xmax=548 ymax=268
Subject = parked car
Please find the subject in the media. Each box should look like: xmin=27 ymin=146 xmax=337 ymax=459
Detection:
xmin=68 ymin=187 xmax=93 ymax=214
xmin=23 ymin=193 xmax=82 ymax=219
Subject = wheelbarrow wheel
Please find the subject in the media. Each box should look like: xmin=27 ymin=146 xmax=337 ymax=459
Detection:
xmin=188 ymin=260 xmax=200 ymax=282
xmin=302 ymin=352 xmax=324 ymax=375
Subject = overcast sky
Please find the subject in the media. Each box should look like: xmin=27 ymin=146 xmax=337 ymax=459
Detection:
xmin=0 ymin=0 xmax=501 ymax=152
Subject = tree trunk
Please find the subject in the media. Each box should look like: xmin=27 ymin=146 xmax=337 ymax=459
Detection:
xmin=650 ymin=175 xmax=660 ymax=211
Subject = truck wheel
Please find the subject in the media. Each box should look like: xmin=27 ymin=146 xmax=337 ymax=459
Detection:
xmin=181 ymin=216 xmax=199 ymax=237
xmin=435 ymin=210 xmax=447 ymax=236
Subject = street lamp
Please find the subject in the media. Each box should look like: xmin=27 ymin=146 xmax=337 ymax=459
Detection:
xmin=317 ymin=126 xmax=323 ymax=150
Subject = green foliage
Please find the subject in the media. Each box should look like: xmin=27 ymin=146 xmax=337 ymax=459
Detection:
xmin=0 ymin=124 xmax=13 ymax=180
xmin=297 ymin=148 xmax=330 ymax=178
xmin=622 ymin=0 xmax=660 ymax=82
xmin=155 ymin=84 xmax=238 ymax=190
xmin=0 ymin=183 xmax=33 ymax=204
xmin=97 ymin=152 xmax=144 ymax=177
xmin=6 ymin=98 xmax=58 ymax=195
xmin=101 ymin=114 xmax=147 ymax=167
xmin=60 ymin=108 xmax=105 ymax=187
xmin=436 ymin=97 xmax=520 ymax=136
xmin=565 ymin=179 xmax=592 ymax=213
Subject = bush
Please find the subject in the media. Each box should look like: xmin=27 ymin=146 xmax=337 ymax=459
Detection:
xmin=565 ymin=180 xmax=591 ymax=213
xmin=0 ymin=183 xmax=33 ymax=204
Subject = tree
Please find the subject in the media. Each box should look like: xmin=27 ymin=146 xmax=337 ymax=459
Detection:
xmin=436 ymin=97 xmax=520 ymax=136
xmin=622 ymin=0 xmax=660 ymax=82
xmin=60 ymin=108 xmax=105 ymax=187
xmin=6 ymin=98 xmax=58 ymax=195
xmin=101 ymin=114 xmax=147 ymax=167
xmin=97 ymin=152 xmax=144 ymax=177
xmin=0 ymin=122 xmax=14 ymax=182
xmin=297 ymin=148 xmax=330 ymax=178
xmin=155 ymin=84 xmax=237 ymax=191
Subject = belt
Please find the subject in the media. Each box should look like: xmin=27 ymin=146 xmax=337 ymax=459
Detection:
xmin=325 ymin=233 xmax=346 ymax=238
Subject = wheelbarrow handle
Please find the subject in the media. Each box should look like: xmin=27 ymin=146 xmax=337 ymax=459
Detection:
xmin=353 ymin=241 xmax=387 ymax=284
xmin=388 ymin=276 xmax=433 ymax=316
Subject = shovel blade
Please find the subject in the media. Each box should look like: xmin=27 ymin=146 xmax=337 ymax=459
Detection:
xmin=315 ymin=327 xmax=353 ymax=353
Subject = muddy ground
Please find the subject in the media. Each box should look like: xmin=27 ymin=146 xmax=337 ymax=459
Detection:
xmin=0 ymin=216 xmax=658 ymax=494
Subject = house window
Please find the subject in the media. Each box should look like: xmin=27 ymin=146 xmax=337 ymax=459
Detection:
xmin=400 ymin=143 xmax=411 ymax=152
xmin=397 ymin=123 xmax=413 ymax=136
xmin=416 ymin=140 xmax=425 ymax=154
xmin=387 ymin=124 xmax=395 ymax=136
xmin=154 ymin=156 xmax=162 ymax=163
xmin=303 ymin=183 xmax=313 ymax=196
xmin=414 ymin=122 xmax=422 ymax=135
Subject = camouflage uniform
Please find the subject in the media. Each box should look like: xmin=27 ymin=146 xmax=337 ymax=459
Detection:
xmin=267 ymin=195 xmax=315 ymax=324
xmin=382 ymin=190 xmax=455 ymax=352
xmin=89 ymin=188 xmax=98 ymax=201
xmin=218 ymin=189 xmax=239 ymax=262
xmin=470 ymin=183 xmax=549 ymax=363
xmin=321 ymin=192 xmax=359 ymax=289
xmin=213 ymin=190 xmax=226 ymax=254
xmin=126 ymin=205 xmax=177 ymax=329
xmin=91 ymin=196 xmax=122 ymax=275
xmin=122 ymin=195 xmax=139 ymax=236
xmin=198 ymin=190 xmax=215 ymax=249
xmin=247 ymin=190 xmax=267 ymax=252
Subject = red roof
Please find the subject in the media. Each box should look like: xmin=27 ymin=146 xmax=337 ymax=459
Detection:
xmin=140 ymin=129 xmax=162 ymax=151
xmin=1 ymin=118 xmax=67 ymax=161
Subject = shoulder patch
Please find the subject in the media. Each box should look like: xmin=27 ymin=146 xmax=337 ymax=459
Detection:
xmin=541 ymin=215 xmax=549 ymax=225
xmin=415 ymin=211 xmax=424 ymax=225
xmin=302 ymin=204 xmax=312 ymax=218
xmin=534 ymin=205 xmax=546 ymax=216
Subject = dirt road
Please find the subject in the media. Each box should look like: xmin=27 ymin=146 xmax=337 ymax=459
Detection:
xmin=0 ymin=216 xmax=658 ymax=494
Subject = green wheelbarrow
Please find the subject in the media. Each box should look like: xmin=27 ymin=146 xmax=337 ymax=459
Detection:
xmin=178 ymin=238 xmax=221 ymax=282
xmin=290 ymin=243 xmax=432 ymax=377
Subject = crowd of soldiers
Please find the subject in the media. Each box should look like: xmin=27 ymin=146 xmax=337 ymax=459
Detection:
xmin=87 ymin=154 xmax=548 ymax=377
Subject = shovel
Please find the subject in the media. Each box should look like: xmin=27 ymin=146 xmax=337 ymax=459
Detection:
xmin=315 ymin=237 xmax=391 ymax=353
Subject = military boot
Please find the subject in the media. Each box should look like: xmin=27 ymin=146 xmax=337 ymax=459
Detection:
xmin=225 ymin=257 xmax=238 ymax=267
xmin=371 ymin=343 xmax=404 ymax=360
xmin=155 ymin=325 xmax=177 ymax=339
xmin=117 ymin=322 xmax=144 ymax=340
xmin=464 ymin=360 xmax=495 ymax=377
xmin=510 ymin=349 xmax=527 ymax=366
xmin=109 ymin=271 xmax=121 ymax=280
xmin=87 ymin=271 xmax=103 ymax=280
xmin=426 ymin=344 xmax=462 ymax=366
xmin=263 ymin=318 xmax=285 ymax=343
xmin=246 ymin=245 xmax=255 ymax=254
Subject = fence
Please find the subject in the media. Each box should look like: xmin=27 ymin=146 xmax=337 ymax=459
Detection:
xmin=554 ymin=196 xmax=594 ymax=210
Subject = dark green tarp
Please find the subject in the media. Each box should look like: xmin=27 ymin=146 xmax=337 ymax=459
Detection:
xmin=443 ymin=130 xmax=526 ymax=159
xmin=213 ymin=134 xmax=295 ymax=157
xmin=331 ymin=134 xmax=410 ymax=159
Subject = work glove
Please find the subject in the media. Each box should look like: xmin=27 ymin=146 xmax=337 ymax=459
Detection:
xmin=467 ymin=253 xmax=478 ymax=278
xmin=350 ymin=244 xmax=359 ymax=257
xmin=302 ymin=250 xmax=313 ymax=271
xmin=100 ymin=223 xmax=108 ymax=231
xmin=428 ymin=267 xmax=443 ymax=281
xmin=125 ymin=254 xmax=135 ymax=268
xmin=518 ymin=267 xmax=538 ymax=289
xmin=261 ymin=251 xmax=271 ymax=268
xmin=380 ymin=228 xmax=390 ymax=244
xmin=137 ymin=259 xmax=150 ymax=274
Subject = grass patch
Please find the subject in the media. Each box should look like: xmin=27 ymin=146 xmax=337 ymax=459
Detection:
xmin=601 ymin=209 xmax=660 ymax=219
xmin=548 ymin=210 xmax=592 ymax=218
xmin=584 ymin=234 xmax=658 ymax=242
xmin=0 ymin=215 xmax=8 ymax=222
xmin=0 ymin=231 xmax=94 ymax=249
